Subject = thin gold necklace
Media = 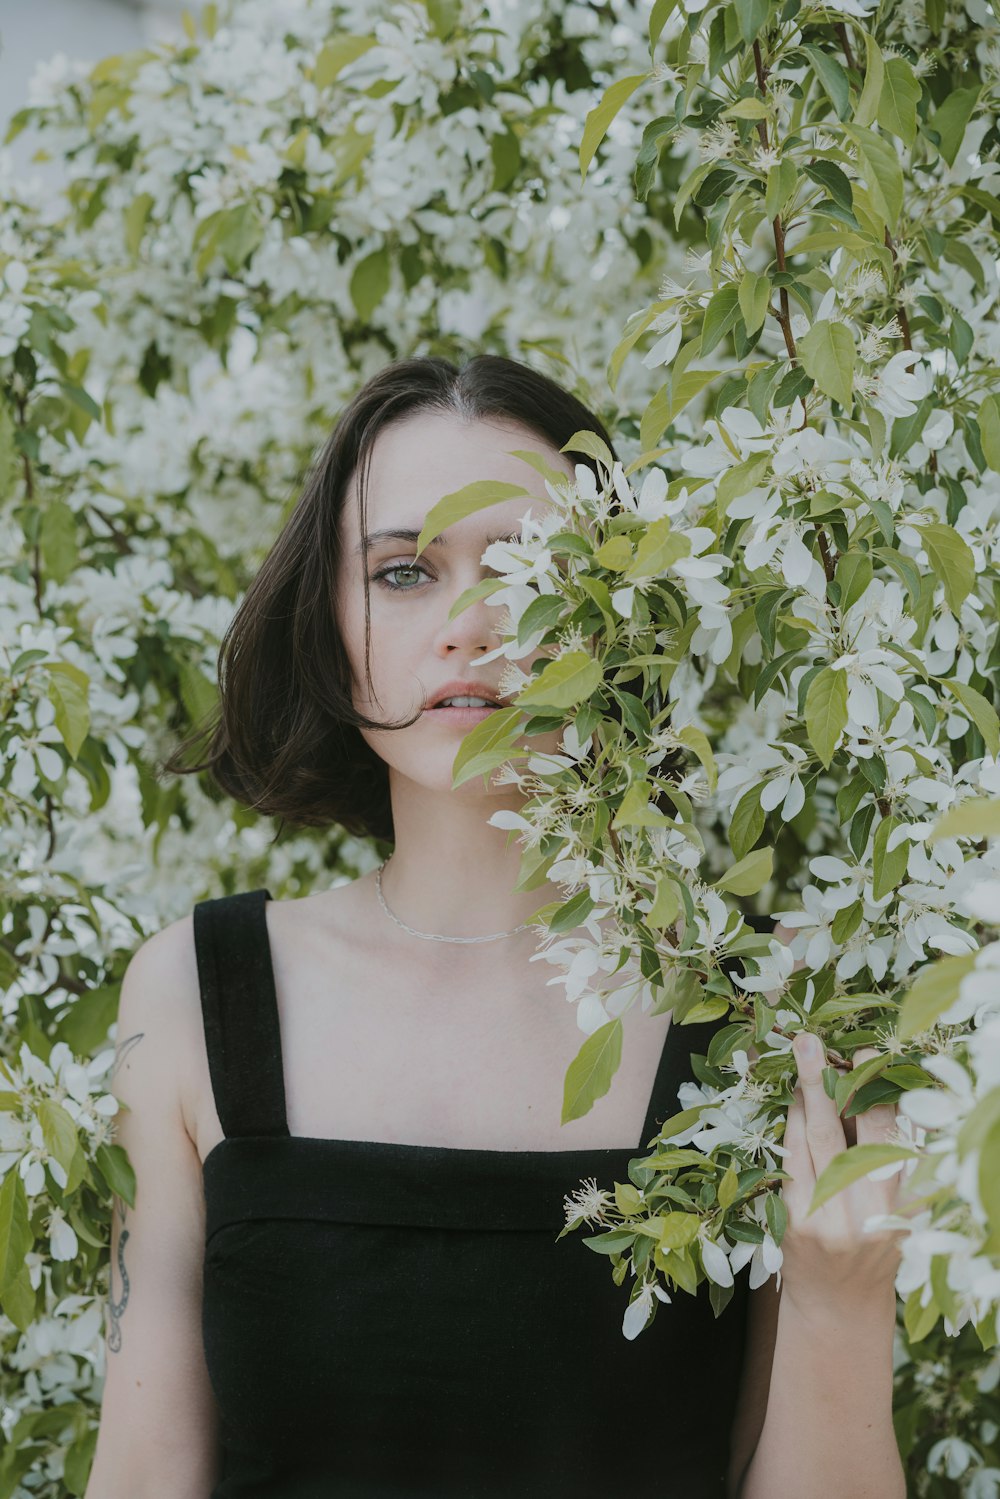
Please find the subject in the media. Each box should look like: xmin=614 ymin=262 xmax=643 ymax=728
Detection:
xmin=375 ymin=859 xmax=533 ymax=944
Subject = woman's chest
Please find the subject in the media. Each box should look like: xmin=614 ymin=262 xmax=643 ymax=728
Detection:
xmin=190 ymin=910 xmax=672 ymax=1161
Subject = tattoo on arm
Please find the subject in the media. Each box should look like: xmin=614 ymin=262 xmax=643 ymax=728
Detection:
xmin=105 ymin=1029 xmax=143 ymax=1353
xmin=108 ymin=1030 xmax=144 ymax=1086
xmin=106 ymin=1196 xmax=130 ymax=1354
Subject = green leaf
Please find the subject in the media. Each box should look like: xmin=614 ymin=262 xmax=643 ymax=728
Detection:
xmin=979 ymin=394 xmax=1000 ymax=472
xmin=919 ymin=523 xmax=975 ymax=614
xmin=649 ymin=0 xmax=678 ymax=52
xmin=717 ymin=451 xmax=771 ymax=515
xmin=562 ymin=1018 xmax=623 ymax=1123
xmin=718 ymin=1165 xmax=740 ymax=1210
xmin=612 ymin=780 xmax=675 ymax=830
xmin=854 ymin=32 xmax=885 ymax=130
xmin=945 ymin=243 xmax=984 ymax=298
xmin=215 ymin=201 xmax=265 ymax=274
xmin=681 ymin=996 xmax=731 ymax=1024
xmin=940 ymin=678 xmax=1000 ymax=759
xmin=734 ymin=0 xmax=771 ymax=44
xmin=624 ymin=516 xmax=691 ymax=579
xmin=615 ymin=1180 xmax=643 ymax=1216
xmin=314 ymin=35 xmax=377 ymax=87
xmin=563 ymin=428 xmax=616 ymax=469
xmin=662 ymin=368 xmax=725 ymax=428
xmin=805 ymin=666 xmax=847 ymax=768
xmin=797 ymin=320 xmax=855 ymax=409
xmin=700 ymin=284 xmax=741 ymax=357
xmin=47 ymin=662 xmax=90 ymax=760
xmin=765 ymin=158 xmax=797 ymax=221
xmin=927 ymin=85 xmax=980 ymax=167
xmin=423 ymin=0 xmax=461 ymax=39
xmin=832 ymin=900 xmax=864 ymax=945
xmin=843 ymin=125 xmax=903 ymax=231
xmin=877 ymin=57 xmax=920 ymax=146
xmin=580 ymin=73 xmax=649 ymax=181
xmin=676 ymin=724 xmax=717 ymax=792
xmin=835 ymin=551 xmax=873 ymax=613
xmin=897 ymin=952 xmax=978 ymax=1042
xmin=738 ymin=272 xmax=770 ymax=336
xmin=594 ymin=536 xmax=634 ymax=571
xmin=764 ymin=1189 xmax=788 ymax=1245
xmin=724 ymin=96 xmax=770 ymax=121
xmin=0 ymin=403 xmax=17 ymax=505
xmin=930 ymin=797 xmax=1000 ymax=842
xmin=804 ymin=159 xmax=853 ymax=212
xmin=349 ymin=245 xmax=390 ymax=322
xmin=958 ymin=1089 xmax=1000 ymax=1160
xmin=714 ymin=846 xmax=774 ymax=897
xmin=39 ymin=499 xmax=79 ymax=586
xmin=546 ymin=887 xmax=597 ymax=934
xmin=673 ymin=159 xmax=718 ymax=230
xmin=415 ymin=480 xmax=531 ymax=555
xmin=872 ymin=814 xmax=909 ymax=903
xmin=581 ymin=1228 xmax=637 ymax=1253
xmin=123 ymin=191 xmax=154 ymax=257
xmin=446 ymin=577 xmax=507 ymax=625
xmin=810 ymin=1143 xmax=918 ymax=1213
xmin=94 ymin=1142 xmax=136 ymax=1209
xmin=803 ymin=45 xmax=850 ymax=120
xmin=647 ymin=874 xmax=681 ymax=930
xmin=730 ymin=784 xmax=765 ymax=861
xmin=512 ymin=584 xmax=566 ymax=638
xmin=517 ymin=651 xmax=603 ymax=711
xmin=0 ymin=1168 xmax=32 ymax=1295
xmin=608 ymin=301 xmax=672 ymax=393
xmin=889 ymin=394 xmax=932 ymax=460
xmin=658 ymin=1210 xmax=702 ymax=1248
xmin=450 ymin=704 xmax=524 ymax=789
xmin=903 ymin=1284 xmax=940 ymax=1343
xmin=36 ymin=1099 xmax=78 ymax=1174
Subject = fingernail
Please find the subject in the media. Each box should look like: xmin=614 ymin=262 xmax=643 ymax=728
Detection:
xmin=795 ymin=1032 xmax=820 ymax=1061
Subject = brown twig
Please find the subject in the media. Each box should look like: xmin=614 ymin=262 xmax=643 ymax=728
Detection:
xmin=835 ymin=22 xmax=856 ymax=74
xmin=882 ymin=227 xmax=936 ymax=474
xmin=882 ymin=229 xmax=913 ymax=352
xmin=752 ymin=39 xmax=836 ymax=578
xmin=752 ymin=41 xmax=797 ymax=365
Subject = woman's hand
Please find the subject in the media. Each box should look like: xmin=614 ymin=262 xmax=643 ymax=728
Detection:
xmin=778 ymin=1033 xmax=906 ymax=1322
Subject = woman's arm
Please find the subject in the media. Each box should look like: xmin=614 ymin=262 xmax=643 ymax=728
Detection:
xmin=738 ymin=1280 xmax=903 ymax=1499
xmin=737 ymin=1031 xmax=906 ymax=1499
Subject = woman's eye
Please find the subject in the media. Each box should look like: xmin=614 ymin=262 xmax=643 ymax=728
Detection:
xmin=373 ymin=562 xmax=431 ymax=592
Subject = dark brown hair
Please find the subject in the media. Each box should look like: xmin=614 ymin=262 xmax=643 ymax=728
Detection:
xmin=159 ymin=353 xmax=623 ymax=846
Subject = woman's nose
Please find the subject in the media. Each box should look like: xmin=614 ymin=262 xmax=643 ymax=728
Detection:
xmin=435 ymin=581 xmax=504 ymax=655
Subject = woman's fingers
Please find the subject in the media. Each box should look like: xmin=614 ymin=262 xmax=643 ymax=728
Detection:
xmin=780 ymin=1085 xmax=814 ymax=1221
xmin=792 ymin=1031 xmax=847 ymax=1185
xmin=851 ymin=1047 xmax=898 ymax=1145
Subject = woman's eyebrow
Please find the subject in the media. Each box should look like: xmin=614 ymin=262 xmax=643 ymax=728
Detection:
xmin=356 ymin=528 xmax=519 ymax=553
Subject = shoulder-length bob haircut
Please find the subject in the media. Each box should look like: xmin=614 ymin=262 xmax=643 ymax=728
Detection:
xmin=160 ymin=353 xmax=627 ymax=847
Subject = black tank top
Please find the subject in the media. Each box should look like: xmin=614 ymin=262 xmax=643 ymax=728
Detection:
xmin=194 ymin=888 xmax=751 ymax=1497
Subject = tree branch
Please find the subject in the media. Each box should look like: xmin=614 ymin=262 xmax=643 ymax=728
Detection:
xmin=752 ymin=39 xmax=836 ymax=579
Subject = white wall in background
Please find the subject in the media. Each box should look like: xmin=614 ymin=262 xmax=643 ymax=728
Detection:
xmin=0 ymin=0 xmax=206 ymax=187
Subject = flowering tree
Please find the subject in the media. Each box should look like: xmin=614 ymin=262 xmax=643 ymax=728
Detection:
xmin=411 ymin=0 xmax=1000 ymax=1489
xmin=2 ymin=0 xmax=1000 ymax=1492
xmin=0 ymin=1 xmax=693 ymax=1492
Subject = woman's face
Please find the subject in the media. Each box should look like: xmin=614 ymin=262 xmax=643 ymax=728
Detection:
xmin=334 ymin=408 xmax=579 ymax=795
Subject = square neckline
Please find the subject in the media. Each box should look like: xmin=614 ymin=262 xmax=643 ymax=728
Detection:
xmin=196 ymin=887 xmax=691 ymax=1173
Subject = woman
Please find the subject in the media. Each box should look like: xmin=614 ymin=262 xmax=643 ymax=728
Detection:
xmin=87 ymin=355 xmax=906 ymax=1498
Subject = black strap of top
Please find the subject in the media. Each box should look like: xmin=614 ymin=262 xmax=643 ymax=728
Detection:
xmin=638 ymin=1010 xmax=726 ymax=1148
xmin=638 ymin=910 xmax=773 ymax=1146
xmin=192 ymin=889 xmax=290 ymax=1142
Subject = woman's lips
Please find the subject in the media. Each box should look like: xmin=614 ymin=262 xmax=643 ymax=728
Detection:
xmin=424 ymin=704 xmax=500 ymax=721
